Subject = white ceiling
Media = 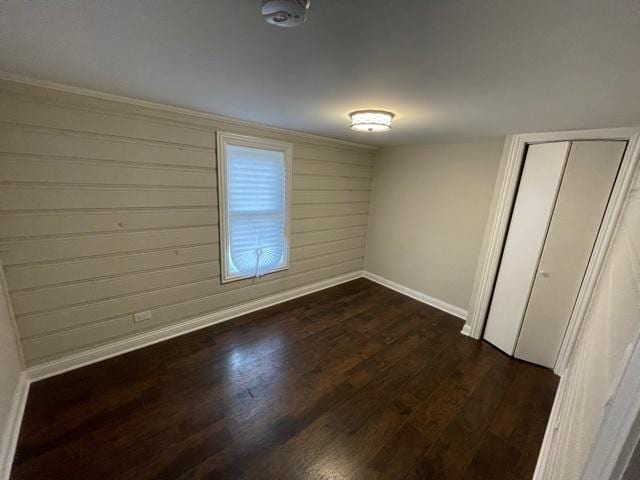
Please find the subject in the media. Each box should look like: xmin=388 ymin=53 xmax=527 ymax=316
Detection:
xmin=1 ymin=0 xmax=639 ymax=146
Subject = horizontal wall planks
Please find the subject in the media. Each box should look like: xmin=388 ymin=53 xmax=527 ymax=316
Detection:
xmin=293 ymin=174 xmax=371 ymax=191
xmin=21 ymin=260 xmax=364 ymax=362
xmin=294 ymin=144 xmax=374 ymax=166
xmin=0 ymin=125 xmax=214 ymax=168
xmin=2 ymin=225 xmax=360 ymax=268
xmin=0 ymin=208 xmax=218 ymax=239
xmin=293 ymin=190 xmax=370 ymax=204
xmin=291 ymin=237 xmax=366 ymax=261
xmin=17 ymin=248 xmax=365 ymax=338
xmin=0 ymin=226 xmax=219 ymax=265
xmin=292 ymin=214 xmax=369 ymax=233
xmin=292 ymin=226 xmax=368 ymax=247
xmin=0 ymin=154 xmax=216 ymax=187
xmin=0 ymin=92 xmax=215 ymax=148
xmin=0 ymin=78 xmax=374 ymax=365
xmin=11 ymin=237 xmax=366 ymax=316
xmin=293 ymin=158 xmax=373 ymax=178
xmin=0 ymin=185 xmax=217 ymax=210
xmin=11 ymin=261 xmax=220 ymax=315
xmin=5 ymin=245 xmax=218 ymax=291
xmin=292 ymin=202 xmax=370 ymax=219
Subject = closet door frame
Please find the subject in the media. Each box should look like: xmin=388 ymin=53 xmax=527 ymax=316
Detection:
xmin=464 ymin=127 xmax=640 ymax=374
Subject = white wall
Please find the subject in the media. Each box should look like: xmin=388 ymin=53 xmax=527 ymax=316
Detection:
xmin=540 ymin=170 xmax=640 ymax=479
xmin=364 ymin=142 xmax=503 ymax=312
xmin=0 ymin=260 xmax=23 ymax=477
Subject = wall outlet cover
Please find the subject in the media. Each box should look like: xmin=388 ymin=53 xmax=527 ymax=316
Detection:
xmin=133 ymin=310 xmax=152 ymax=323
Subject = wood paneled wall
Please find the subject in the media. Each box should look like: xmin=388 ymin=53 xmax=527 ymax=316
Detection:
xmin=0 ymin=79 xmax=375 ymax=365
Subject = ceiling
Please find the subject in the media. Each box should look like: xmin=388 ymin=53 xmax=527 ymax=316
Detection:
xmin=1 ymin=0 xmax=639 ymax=146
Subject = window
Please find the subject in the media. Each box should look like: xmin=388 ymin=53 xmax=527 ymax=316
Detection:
xmin=217 ymin=132 xmax=292 ymax=282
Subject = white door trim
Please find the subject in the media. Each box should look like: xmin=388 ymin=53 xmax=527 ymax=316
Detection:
xmin=464 ymin=127 xmax=640 ymax=374
xmin=581 ymin=332 xmax=640 ymax=480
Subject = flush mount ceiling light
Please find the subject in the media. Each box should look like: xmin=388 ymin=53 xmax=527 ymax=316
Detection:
xmin=349 ymin=110 xmax=395 ymax=132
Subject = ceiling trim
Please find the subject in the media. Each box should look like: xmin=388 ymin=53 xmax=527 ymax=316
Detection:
xmin=0 ymin=71 xmax=376 ymax=151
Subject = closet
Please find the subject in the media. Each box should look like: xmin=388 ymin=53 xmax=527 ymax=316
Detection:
xmin=483 ymin=140 xmax=626 ymax=368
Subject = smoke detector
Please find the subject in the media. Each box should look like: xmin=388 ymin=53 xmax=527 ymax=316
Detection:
xmin=262 ymin=0 xmax=311 ymax=27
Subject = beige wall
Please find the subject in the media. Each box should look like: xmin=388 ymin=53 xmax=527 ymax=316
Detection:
xmin=364 ymin=142 xmax=503 ymax=312
xmin=0 ymin=79 xmax=374 ymax=365
xmin=541 ymin=172 xmax=640 ymax=479
xmin=0 ymin=260 xmax=23 ymax=462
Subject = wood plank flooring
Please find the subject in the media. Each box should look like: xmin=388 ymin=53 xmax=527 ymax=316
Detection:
xmin=11 ymin=279 xmax=558 ymax=479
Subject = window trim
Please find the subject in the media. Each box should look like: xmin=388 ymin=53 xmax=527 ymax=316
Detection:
xmin=216 ymin=131 xmax=293 ymax=283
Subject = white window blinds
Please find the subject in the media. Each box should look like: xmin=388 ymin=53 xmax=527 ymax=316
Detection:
xmin=217 ymin=134 xmax=291 ymax=282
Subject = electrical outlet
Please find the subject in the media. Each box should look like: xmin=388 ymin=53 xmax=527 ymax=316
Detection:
xmin=133 ymin=310 xmax=152 ymax=323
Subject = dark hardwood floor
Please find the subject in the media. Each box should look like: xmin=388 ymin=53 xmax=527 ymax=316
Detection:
xmin=11 ymin=279 xmax=558 ymax=480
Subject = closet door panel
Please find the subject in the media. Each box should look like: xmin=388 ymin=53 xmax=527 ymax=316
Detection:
xmin=483 ymin=142 xmax=570 ymax=354
xmin=514 ymin=140 xmax=626 ymax=367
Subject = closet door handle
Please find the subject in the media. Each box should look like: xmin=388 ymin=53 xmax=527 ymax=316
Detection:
xmin=538 ymin=270 xmax=549 ymax=278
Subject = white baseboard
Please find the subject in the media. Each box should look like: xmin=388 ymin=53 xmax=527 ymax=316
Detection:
xmin=460 ymin=324 xmax=472 ymax=336
xmin=362 ymin=271 xmax=468 ymax=321
xmin=0 ymin=373 xmax=29 ymax=480
xmin=26 ymin=270 xmax=471 ymax=382
xmin=26 ymin=270 xmax=363 ymax=382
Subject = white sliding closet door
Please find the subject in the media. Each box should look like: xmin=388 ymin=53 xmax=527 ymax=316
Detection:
xmin=483 ymin=142 xmax=570 ymax=355
xmin=514 ymin=141 xmax=625 ymax=367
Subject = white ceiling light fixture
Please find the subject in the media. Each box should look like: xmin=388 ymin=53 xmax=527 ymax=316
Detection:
xmin=262 ymin=0 xmax=311 ymax=27
xmin=349 ymin=110 xmax=395 ymax=132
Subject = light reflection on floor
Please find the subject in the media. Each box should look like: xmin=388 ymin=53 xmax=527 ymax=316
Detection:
xmin=222 ymin=334 xmax=288 ymax=435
